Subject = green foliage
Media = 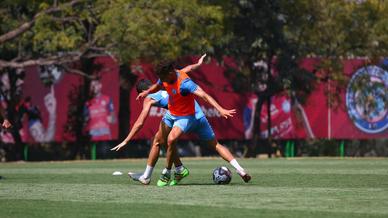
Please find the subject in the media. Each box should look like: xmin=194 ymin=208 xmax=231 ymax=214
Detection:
xmin=281 ymin=0 xmax=388 ymax=106
xmin=33 ymin=15 xmax=83 ymax=53
xmin=0 ymin=1 xmax=91 ymax=60
xmin=95 ymin=0 xmax=224 ymax=63
xmin=214 ymin=0 xmax=316 ymax=100
xmin=0 ymin=0 xmax=223 ymax=66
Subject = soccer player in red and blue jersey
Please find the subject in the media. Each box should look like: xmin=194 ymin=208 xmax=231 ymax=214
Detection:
xmin=138 ymin=54 xmax=251 ymax=186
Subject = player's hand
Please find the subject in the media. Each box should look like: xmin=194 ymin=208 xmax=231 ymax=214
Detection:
xmin=220 ymin=108 xmax=236 ymax=119
xmin=136 ymin=91 xmax=148 ymax=101
xmin=197 ymin=54 xmax=207 ymax=65
xmin=2 ymin=119 xmax=12 ymax=129
xmin=111 ymin=141 xmax=127 ymax=151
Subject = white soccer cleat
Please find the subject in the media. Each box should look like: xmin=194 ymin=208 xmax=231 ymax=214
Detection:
xmin=128 ymin=172 xmax=143 ymax=181
xmin=138 ymin=175 xmax=151 ymax=185
xmin=128 ymin=172 xmax=151 ymax=185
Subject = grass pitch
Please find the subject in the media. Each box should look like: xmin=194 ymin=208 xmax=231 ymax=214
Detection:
xmin=1 ymin=158 xmax=388 ymax=218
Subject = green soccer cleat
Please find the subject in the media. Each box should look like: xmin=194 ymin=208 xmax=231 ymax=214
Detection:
xmin=156 ymin=172 xmax=171 ymax=187
xmin=169 ymin=167 xmax=190 ymax=186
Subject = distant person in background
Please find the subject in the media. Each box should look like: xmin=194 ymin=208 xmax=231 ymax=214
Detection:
xmin=0 ymin=69 xmax=24 ymax=160
xmin=0 ymin=98 xmax=11 ymax=130
xmin=0 ymin=71 xmax=24 ymax=144
xmin=0 ymin=85 xmax=11 ymax=165
xmin=0 ymin=74 xmax=13 ymax=130
xmin=84 ymin=78 xmax=116 ymax=141
xmin=84 ymin=78 xmax=116 ymax=158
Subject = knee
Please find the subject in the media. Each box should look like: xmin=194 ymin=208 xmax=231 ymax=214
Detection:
xmin=167 ymin=135 xmax=177 ymax=147
xmin=152 ymin=135 xmax=164 ymax=148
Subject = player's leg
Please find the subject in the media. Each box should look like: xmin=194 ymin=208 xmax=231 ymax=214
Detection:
xmin=128 ymin=126 xmax=166 ymax=184
xmin=197 ymin=117 xmax=251 ymax=183
xmin=130 ymin=121 xmax=186 ymax=185
xmin=206 ymin=139 xmax=251 ymax=182
xmin=147 ymin=122 xmax=170 ymax=167
xmin=142 ymin=122 xmax=184 ymax=177
xmin=157 ymin=126 xmax=184 ymax=186
xmin=129 ymin=124 xmax=167 ymax=184
xmin=168 ymin=124 xmax=190 ymax=186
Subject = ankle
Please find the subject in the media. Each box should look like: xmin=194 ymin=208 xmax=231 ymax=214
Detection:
xmin=162 ymin=168 xmax=171 ymax=175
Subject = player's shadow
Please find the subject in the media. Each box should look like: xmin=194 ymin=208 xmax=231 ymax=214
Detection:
xmin=178 ymin=182 xmax=215 ymax=186
xmin=178 ymin=182 xmax=247 ymax=186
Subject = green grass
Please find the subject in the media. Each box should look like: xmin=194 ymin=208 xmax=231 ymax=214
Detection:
xmin=1 ymin=158 xmax=388 ymax=218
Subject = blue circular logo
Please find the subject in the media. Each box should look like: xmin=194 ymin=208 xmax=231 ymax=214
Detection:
xmin=346 ymin=65 xmax=388 ymax=134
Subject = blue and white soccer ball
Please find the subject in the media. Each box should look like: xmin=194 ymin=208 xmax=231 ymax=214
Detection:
xmin=212 ymin=166 xmax=232 ymax=184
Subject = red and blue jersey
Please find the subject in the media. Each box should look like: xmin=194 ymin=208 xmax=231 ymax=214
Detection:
xmin=84 ymin=94 xmax=114 ymax=141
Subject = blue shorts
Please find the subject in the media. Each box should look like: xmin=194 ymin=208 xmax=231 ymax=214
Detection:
xmin=162 ymin=111 xmax=215 ymax=141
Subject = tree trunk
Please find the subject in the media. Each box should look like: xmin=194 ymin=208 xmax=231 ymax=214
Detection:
xmin=266 ymin=95 xmax=272 ymax=157
xmin=246 ymin=94 xmax=265 ymax=157
xmin=266 ymin=55 xmax=273 ymax=157
xmin=118 ymin=87 xmax=130 ymax=140
xmin=7 ymin=70 xmax=24 ymax=161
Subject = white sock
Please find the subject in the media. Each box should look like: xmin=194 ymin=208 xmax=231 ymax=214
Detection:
xmin=175 ymin=165 xmax=184 ymax=173
xmin=142 ymin=165 xmax=154 ymax=179
xmin=229 ymin=159 xmax=245 ymax=175
xmin=162 ymin=168 xmax=171 ymax=175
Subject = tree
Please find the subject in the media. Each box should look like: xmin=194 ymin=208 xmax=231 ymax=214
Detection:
xmin=213 ymin=0 xmax=315 ymax=157
xmin=281 ymin=0 xmax=388 ymax=107
xmin=0 ymin=0 xmax=225 ymax=158
xmin=215 ymin=0 xmax=388 ymax=156
xmin=0 ymin=0 xmax=102 ymax=74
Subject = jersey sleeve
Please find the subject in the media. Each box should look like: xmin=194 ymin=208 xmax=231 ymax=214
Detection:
xmin=147 ymin=92 xmax=162 ymax=103
xmin=180 ymin=78 xmax=198 ymax=96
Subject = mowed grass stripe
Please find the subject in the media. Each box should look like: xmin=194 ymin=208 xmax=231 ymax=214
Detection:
xmin=1 ymin=172 xmax=388 ymax=188
xmin=1 ymin=183 xmax=388 ymax=215
xmin=1 ymin=200 xmax=386 ymax=218
xmin=1 ymin=168 xmax=388 ymax=175
xmin=1 ymin=158 xmax=388 ymax=217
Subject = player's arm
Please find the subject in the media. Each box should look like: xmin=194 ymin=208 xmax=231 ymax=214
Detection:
xmin=193 ymin=86 xmax=236 ymax=119
xmin=180 ymin=54 xmax=207 ymax=74
xmin=136 ymin=83 xmax=162 ymax=100
xmin=111 ymin=98 xmax=155 ymax=151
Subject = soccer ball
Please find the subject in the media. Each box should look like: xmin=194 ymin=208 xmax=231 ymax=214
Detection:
xmin=212 ymin=166 xmax=232 ymax=184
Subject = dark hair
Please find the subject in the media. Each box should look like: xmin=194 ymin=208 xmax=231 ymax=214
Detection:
xmin=136 ymin=79 xmax=152 ymax=94
xmin=156 ymin=61 xmax=175 ymax=78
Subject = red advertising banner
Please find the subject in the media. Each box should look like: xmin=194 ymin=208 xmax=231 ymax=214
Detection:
xmin=2 ymin=56 xmax=384 ymax=142
xmin=129 ymin=57 xmax=387 ymax=140
xmin=0 ymin=57 xmax=119 ymax=143
xmin=330 ymin=60 xmax=388 ymax=139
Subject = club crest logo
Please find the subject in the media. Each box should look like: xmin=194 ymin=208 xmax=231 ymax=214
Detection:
xmin=346 ymin=65 xmax=388 ymax=134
